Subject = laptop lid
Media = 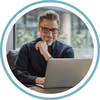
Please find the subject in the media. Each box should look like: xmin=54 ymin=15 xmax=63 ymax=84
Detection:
xmin=43 ymin=58 xmax=92 ymax=88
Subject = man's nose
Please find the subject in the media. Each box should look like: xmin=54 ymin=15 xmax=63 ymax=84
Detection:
xmin=47 ymin=30 xmax=52 ymax=36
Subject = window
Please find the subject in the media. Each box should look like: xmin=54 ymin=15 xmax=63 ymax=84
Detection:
xmin=14 ymin=7 xmax=93 ymax=58
xmin=71 ymin=13 xmax=93 ymax=58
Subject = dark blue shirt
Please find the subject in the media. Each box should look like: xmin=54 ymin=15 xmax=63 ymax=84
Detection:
xmin=12 ymin=38 xmax=74 ymax=85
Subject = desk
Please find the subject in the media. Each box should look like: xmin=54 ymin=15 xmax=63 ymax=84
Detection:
xmin=26 ymin=85 xmax=71 ymax=94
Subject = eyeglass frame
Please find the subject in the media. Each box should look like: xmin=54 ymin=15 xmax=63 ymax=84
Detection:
xmin=39 ymin=24 xmax=59 ymax=34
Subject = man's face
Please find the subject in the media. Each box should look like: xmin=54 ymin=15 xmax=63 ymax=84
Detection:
xmin=37 ymin=19 xmax=59 ymax=45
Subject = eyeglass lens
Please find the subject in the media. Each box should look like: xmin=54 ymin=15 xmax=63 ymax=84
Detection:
xmin=42 ymin=27 xmax=58 ymax=34
xmin=40 ymin=25 xmax=59 ymax=34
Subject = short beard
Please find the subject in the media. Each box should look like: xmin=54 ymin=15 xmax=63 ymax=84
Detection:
xmin=46 ymin=40 xmax=53 ymax=46
xmin=44 ymin=36 xmax=53 ymax=46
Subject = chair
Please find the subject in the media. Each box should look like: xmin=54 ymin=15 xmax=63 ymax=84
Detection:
xmin=7 ymin=50 xmax=18 ymax=70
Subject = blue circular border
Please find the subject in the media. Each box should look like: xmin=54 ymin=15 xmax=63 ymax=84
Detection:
xmin=0 ymin=0 xmax=100 ymax=100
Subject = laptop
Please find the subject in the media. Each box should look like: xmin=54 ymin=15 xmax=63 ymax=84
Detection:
xmin=36 ymin=58 xmax=92 ymax=88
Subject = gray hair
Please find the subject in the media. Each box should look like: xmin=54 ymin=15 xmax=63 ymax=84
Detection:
xmin=39 ymin=10 xmax=60 ymax=26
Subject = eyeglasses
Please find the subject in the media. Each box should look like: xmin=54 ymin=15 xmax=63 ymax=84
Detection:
xmin=39 ymin=25 xmax=59 ymax=34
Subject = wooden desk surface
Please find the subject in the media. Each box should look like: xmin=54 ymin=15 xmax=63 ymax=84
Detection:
xmin=26 ymin=85 xmax=71 ymax=94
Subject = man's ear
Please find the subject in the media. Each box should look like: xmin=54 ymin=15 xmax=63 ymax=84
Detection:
xmin=37 ymin=24 xmax=40 ymax=32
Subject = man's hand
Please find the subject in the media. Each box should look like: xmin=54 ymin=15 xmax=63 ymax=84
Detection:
xmin=35 ymin=41 xmax=51 ymax=61
xmin=35 ymin=41 xmax=48 ymax=55
xmin=35 ymin=77 xmax=45 ymax=85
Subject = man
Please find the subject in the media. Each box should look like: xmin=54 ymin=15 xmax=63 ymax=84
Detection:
xmin=12 ymin=10 xmax=74 ymax=85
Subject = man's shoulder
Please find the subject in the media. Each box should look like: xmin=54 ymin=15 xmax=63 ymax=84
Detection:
xmin=29 ymin=37 xmax=41 ymax=45
xmin=55 ymin=40 xmax=74 ymax=57
xmin=55 ymin=40 xmax=73 ymax=52
xmin=55 ymin=40 xmax=69 ymax=48
xmin=20 ymin=38 xmax=40 ymax=50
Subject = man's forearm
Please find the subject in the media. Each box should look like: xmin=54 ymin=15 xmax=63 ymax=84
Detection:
xmin=12 ymin=68 xmax=37 ymax=84
xmin=43 ymin=51 xmax=51 ymax=61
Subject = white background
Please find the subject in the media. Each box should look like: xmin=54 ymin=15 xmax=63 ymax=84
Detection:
xmin=0 ymin=0 xmax=100 ymax=100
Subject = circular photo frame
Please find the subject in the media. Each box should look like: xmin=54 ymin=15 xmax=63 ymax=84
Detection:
xmin=0 ymin=0 xmax=99 ymax=100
